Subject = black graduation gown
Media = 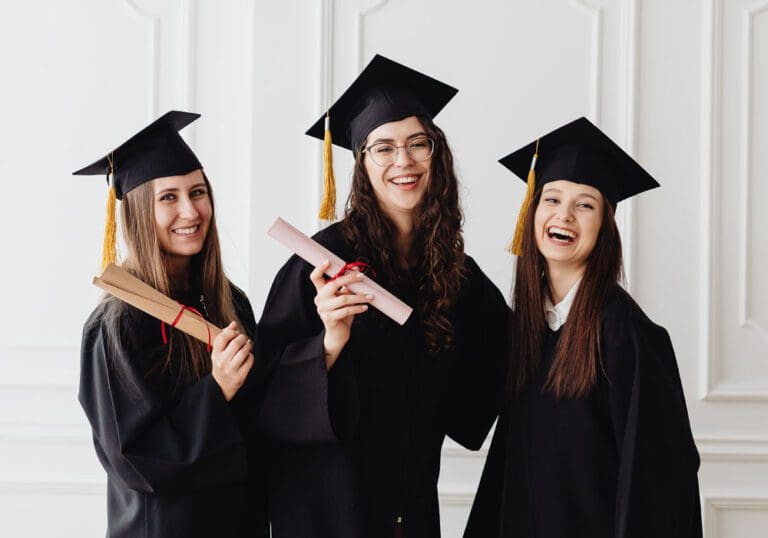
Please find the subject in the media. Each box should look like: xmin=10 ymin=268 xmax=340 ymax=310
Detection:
xmin=79 ymin=286 xmax=269 ymax=538
xmin=464 ymin=285 xmax=702 ymax=538
xmin=257 ymin=223 xmax=508 ymax=538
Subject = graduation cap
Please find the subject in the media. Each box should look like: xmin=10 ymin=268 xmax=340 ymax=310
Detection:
xmin=73 ymin=110 xmax=202 ymax=269
xmin=305 ymin=54 xmax=458 ymax=220
xmin=499 ymin=116 xmax=659 ymax=255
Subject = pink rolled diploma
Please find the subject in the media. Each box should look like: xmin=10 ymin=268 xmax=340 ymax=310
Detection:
xmin=267 ymin=217 xmax=413 ymax=326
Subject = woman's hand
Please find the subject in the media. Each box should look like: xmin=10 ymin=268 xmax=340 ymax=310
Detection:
xmin=310 ymin=261 xmax=373 ymax=369
xmin=211 ymin=321 xmax=253 ymax=401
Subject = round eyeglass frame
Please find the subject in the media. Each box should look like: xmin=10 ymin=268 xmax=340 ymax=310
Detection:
xmin=361 ymin=136 xmax=435 ymax=167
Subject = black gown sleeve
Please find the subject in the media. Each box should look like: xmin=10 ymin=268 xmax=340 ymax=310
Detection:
xmin=78 ymin=304 xmax=249 ymax=494
xmin=602 ymin=293 xmax=702 ymax=538
xmin=256 ymin=250 xmax=359 ymax=443
xmin=444 ymin=258 xmax=509 ymax=450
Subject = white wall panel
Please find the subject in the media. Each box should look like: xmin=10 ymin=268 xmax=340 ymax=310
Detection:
xmin=703 ymin=494 xmax=768 ymax=538
xmin=698 ymin=0 xmax=768 ymax=401
xmin=741 ymin=3 xmax=768 ymax=344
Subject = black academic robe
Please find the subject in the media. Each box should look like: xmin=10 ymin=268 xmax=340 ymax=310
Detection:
xmin=464 ymin=285 xmax=702 ymax=538
xmin=257 ymin=223 xmax=508 ymax=538
xmin=79 ymin=286 xmax=269 ymax=538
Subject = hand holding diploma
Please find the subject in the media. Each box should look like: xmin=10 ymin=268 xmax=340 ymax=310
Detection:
xmin=267 ymin=217 xmax=413 ymax=325
xmin=267 ymin=217 xmax=415 ymax=370
xmin=211 ymin=322 xmax=253 ymax=401
xmin=309 ymin=261 xmax=373 ymax=369
xmin=93 ymin=264 xmax=252 ymax=400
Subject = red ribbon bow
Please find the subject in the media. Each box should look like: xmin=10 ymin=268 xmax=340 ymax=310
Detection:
xmin=330 ymin=261 xmax=376 ymax=280
xmin=161 ymin=303 xmax=212 ymax=352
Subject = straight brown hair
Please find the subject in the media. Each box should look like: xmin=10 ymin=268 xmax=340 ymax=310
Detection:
xmin=508 ymin=186 xmax=623 ymax=399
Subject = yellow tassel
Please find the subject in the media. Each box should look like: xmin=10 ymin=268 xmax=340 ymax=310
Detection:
xmin=507 ymin=147 xmax=538 ymax=256
xmin=318 ymin=114 xmax=337 ymax=221
xmin=101 ymin=181 xmax=117 ymax=270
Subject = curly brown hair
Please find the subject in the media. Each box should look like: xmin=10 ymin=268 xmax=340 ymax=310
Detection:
xmin=340 ymin=116 xmax=467 ymax=353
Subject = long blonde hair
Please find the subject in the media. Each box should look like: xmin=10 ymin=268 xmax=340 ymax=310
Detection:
xmin=108 ymin=172 xmax=241 ymax=383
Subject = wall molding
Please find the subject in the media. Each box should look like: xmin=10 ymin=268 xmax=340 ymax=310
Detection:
xmin=122 ymin=0 xmax=198 ymax=130
xmin=570 ymin=0 xmax=604 ymax=125
xmin=0 ymin=423 xmax=91 ymax=445
xmin=700 ymin=383 xmax=768 ymax=402
xmin=698 ymin=437 xmax=768 ymax=462
xmin=703 ymin=491 xmax=768 ymax=537
xmin=617 ymin=0 xmax=639 ymax=292
xmin=700 ymin=0 xmax=768 ymax=400
xmin=178 ymin=0 xmax=199 ymax=146
xmin=442 ymin=445 xmax=489 ymax=459
xmin=700 ymin=0 xmax=744 ymax=401
xmin=438 ymin=487 xmax=475 ymax=506
xmin=311 ymin=0 xmax=336 ymax=231
xmin=738 ymin=1 xmax=768 ymax=339
xmin=0 ymin=479 xmax=105 ymax=496
xmin=699 ymin=0 xmax=720 ymax=401
xmin=123 ymin=0 xmax=160 ymax=118
xmin=442 ymin=436 xmax=768 ymax=462
xmin=355 ymin=0 xmax=390 ymax=71
xmin=310 ymin=0 xmax=391 ymax=230
xmin=568 ymin=0 xmax=639 ymax=291
xmin=0 ymin=383 xmax=76 ymax=392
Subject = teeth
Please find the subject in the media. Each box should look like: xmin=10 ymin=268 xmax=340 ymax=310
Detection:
xmin=391 ymin=176 xmax=418 ymax=185
xmin=173 ymin=225 xmax=199 ymax=235
xmin=548 ymin=226 xmax=576 ymax=238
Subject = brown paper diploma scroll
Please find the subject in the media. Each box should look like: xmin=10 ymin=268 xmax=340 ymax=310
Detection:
xmin=93 ymin=263 xmax=222 ymax=345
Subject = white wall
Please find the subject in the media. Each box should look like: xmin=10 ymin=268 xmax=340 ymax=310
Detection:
xmin=0 ymin=1 xmax=766 ymax=536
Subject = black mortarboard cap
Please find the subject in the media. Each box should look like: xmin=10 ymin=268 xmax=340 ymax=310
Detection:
xmin=498 ymin=116 xmax=659 ymax=206
xmin=306 ymin=55 xmax=457 ymax=221
xmin=306 ymin=54 xmax=458 ymax=152
xmin=499 ymin=117 xmax=660 ymax=256
xmin=73 ymin=110 xmax=202 ymax=200
xmin=74 ymin=110 xmax=202 ymax=269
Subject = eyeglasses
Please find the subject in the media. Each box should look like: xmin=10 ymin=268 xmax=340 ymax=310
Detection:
xmin=362 ymin=136 xmax=435 ymax=166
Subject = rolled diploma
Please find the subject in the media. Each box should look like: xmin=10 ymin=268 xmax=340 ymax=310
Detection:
xmin=267 ymin=217 xmax=413 ymax=326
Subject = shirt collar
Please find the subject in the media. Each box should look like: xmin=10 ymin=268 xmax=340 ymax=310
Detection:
xmin=544 ymin=278 xmax=581 ymax=331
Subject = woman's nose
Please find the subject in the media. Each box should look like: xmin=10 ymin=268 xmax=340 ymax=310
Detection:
xmin=393 ymin=146 xmax=415 ymax=167
xmin=179 ymin=197 xmax=200 ymax=219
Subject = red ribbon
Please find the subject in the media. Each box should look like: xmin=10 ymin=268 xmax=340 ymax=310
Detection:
xmin=330 ymin=261 xmax=376 ymax=280
xmin=161 ymin=304 xmax=212 ymax=352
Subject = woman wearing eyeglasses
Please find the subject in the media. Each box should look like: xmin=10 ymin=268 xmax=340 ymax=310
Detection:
xmin=256 ymin=55 xmax=508 ymax=538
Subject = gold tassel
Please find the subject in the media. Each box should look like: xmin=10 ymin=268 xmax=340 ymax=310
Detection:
xmin=507 ymin=140 xmax=539 ymax=256
xmin=101 ymin=183 xmax=117 ymax=270
xmin=318 ymin=113 xmax=337 ymax=221
xmin=101 ymin=155 xmax=117 ymax=270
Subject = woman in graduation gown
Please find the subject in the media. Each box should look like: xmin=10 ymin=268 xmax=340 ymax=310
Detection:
xmin=464 ymin=117 xmax=702 ymax=538
xmin=256 ymin=55 xmax=508 ymax=538
xmin=75 ymin=111 xmax=269 ymax=537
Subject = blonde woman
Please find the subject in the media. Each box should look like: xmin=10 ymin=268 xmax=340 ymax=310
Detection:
xmin=75 ymin=111 xmax=268 ymax=537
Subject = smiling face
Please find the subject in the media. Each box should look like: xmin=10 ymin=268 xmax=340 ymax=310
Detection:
xmin=153 ymin=169 xmax=212 ymax=266
xmin=362 ymin=116 xmax=431 ymax=223
xmin=533 ymin=180 xmax=604 ymax=274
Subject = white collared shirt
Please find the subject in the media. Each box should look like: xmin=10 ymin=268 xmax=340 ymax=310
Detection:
xmin=543 ymin=279 xmax=581 ymax=331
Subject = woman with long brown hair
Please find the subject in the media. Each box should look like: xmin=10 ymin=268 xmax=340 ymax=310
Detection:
xmin=75 ymin=111 xmax=268 ymax=537
xmin=257 ymin=55 xmax=507 ymax=538
xmin=465 ymin=117 xmax=701 ymax=538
